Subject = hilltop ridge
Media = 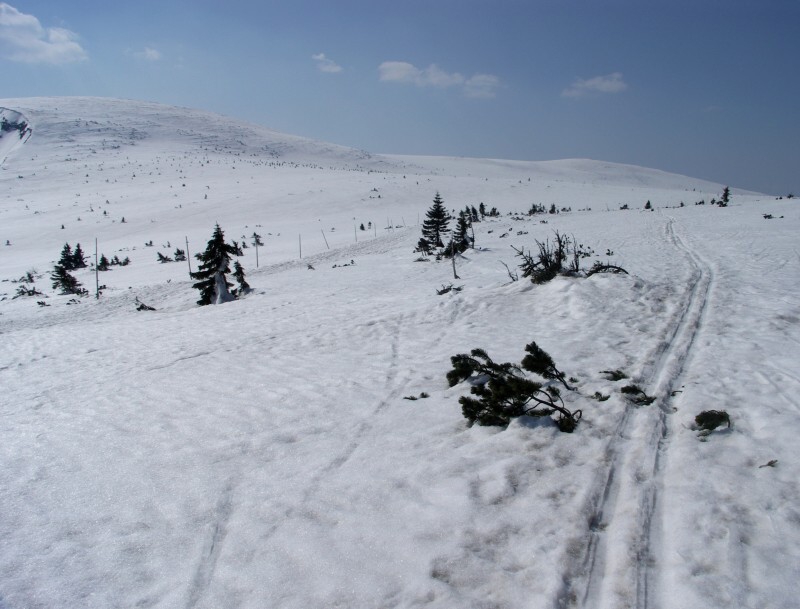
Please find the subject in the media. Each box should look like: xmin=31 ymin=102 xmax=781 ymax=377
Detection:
xmin=0 ymin=96 xmax=746 ymax=194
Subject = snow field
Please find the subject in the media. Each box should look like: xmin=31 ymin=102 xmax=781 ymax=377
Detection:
xmin=1 ymin=98 xmax=798 ymax=609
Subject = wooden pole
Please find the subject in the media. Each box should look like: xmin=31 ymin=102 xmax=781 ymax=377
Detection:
xmin=185 ymin=236 xmax=192 ymax=277
xmin=320 ymin=229 xmax=329 ymax=249
xmin=94 ymin=238 xmax=99 ymax=299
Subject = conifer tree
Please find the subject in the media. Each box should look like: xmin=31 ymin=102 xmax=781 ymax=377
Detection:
xmin=190 ymin=224 xmax=239 ymax=305
xmin=421 ymin=192 xmax=452 ymax=249
xmin=97 ymin=255 xmax=110 ymax=271
xmin=232 ymin=260 xmax=250 ymax=295
xmin=455 ymin=211 xmax=471 ymax=249
xmin=415 ymin=236 xmax=433 ymax=256
xmin=50 ymin=264 xmax=84 ymax=294
xmin=72 ymin=243 xmax=87 ymax=269
xmin=173 ymin=248 xmax=186 ymax=262
xmin=59 ymin=243 xmax=75 ymax=270
xmin=445 ymin=211 xmax=471 ymax=257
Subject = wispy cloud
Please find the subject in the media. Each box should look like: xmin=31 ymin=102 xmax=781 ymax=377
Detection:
xmin=134 ymin=47 xmax=162 ymax=61
xmin=312 ymin=52 xmax=342 ymax=73
xmin=0 ymin=2 xmax=87 ymax=64
xmin=379 ymin=61 xmax=500 ymax=98
xmin=464 ymin=74 xmax=500 ymax=99
xmin=562 ymin=72 xmax=627 ymax=98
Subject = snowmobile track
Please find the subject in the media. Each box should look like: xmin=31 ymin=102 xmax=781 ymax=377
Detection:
xmin=555 ymin=217 xmax=713 ymax=609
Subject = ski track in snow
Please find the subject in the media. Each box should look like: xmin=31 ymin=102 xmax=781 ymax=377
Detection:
xmin=185 ymin=479 xmax=237 ymax=609
xmin=557 ymin=215 xmax=714 ymax=609
xmin=180 ymin=302 xmax=472 ymax=606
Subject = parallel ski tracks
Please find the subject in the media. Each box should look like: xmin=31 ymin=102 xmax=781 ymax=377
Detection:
xmin=556 ymin=217 xmax=714 ymax=609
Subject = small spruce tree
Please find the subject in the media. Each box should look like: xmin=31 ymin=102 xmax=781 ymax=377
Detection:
xmin=190 ymin=224 xmax=239 ymax=305
xmin=232 ymin=260 xmax=250 ymax=295
xmin=72 ymin=243 xmax=87 ymax=268
xmin=720 ymin=186 xmax=730 ymax=206
xmin=421 ymin=192 xmax=452 ymax=249
xmin=59 ymin=243 xmax=75 ymax=270
xmin=445 ymin=211 xmax=471 ymax=257
xmin=97 ymin=255 xmax=110 ymax=271
xmin=50 ymin=264 xmax=85 ymax=294
xmin=415 ymin=236 xmax=433 ymax=256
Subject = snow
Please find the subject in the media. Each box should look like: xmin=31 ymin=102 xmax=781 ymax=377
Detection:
xmin=0 ymin=97 xmax=798 ymax=609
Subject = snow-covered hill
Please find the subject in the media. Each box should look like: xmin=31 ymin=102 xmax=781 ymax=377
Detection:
xmin=1 ymin=97 xmax=797 ymax=609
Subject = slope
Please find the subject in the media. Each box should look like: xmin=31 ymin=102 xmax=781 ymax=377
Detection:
xmin=0 ymin=97 xmax=797 ymax=609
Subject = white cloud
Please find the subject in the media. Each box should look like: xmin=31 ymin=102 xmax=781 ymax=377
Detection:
xmin=134 ymin=47 xmax=162 ymax=61
xmin=0 ymin=2 xmax=87 ymax=64
xmin=464 ymin=74 xmax=500 ymax=99
xmin=378 ymin=61 xmax=419 ymax=84
xmin=378 ymin=61 xmax=499 ymax=98
xmin=312 ymin=52 xmax=342 ymax=73
xmin=420 ymin=64 xmax=465 ymax=88
xmin=562 ymin=72 xmax=628 ymax=98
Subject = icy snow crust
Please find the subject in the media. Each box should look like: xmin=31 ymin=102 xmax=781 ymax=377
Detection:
xmin=0 ymin=97 xmax=797 ymax=609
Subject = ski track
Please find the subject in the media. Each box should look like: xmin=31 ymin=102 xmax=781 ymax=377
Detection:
xmin=556 ymin=216 xmax=714 ymax=609
xmin=180 ymin=316 xmax=411 ymax=608
xmin=185 ymin=479 xmax=236 ymax=609
xmin=190 ymin=298 xmax=469 ymax=580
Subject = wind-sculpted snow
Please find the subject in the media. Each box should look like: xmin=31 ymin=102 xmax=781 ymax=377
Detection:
xmin=0 ymin=97 xmax=384 ymax=168
xmin=0 ymin=107 xmax=31 ymax=165
xmin=0 ymin=97 xmax=797 ymax=609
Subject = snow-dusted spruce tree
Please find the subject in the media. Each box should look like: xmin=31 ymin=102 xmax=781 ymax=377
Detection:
xmin=446 ymin=210 xmax=472 ymax=256
xmin=421 ymin=192 xmax=452 ymax=249
xmin=232 ymin=260 xmax=250 ymax=296
xmin=414 ymin=236 xmax=433 ymax=256
xmin=50 ymin=264 xmax=85 ymax=295
xmin=720 ymin=186 xmax=730 ymax=207
xmin=190 ymin=224 xmax=240 ymax=305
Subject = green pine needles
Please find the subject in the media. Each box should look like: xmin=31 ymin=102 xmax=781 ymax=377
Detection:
xmin=447 ymin=342 xmax=582 ymax=432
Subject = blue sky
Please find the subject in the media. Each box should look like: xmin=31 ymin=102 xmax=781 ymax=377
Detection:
xmin=1 ymin=0 xmax=798 ymax=194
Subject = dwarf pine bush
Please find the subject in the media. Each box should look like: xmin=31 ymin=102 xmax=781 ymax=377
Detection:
xmin=447 ymin=343 xmax=582 ymax=432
